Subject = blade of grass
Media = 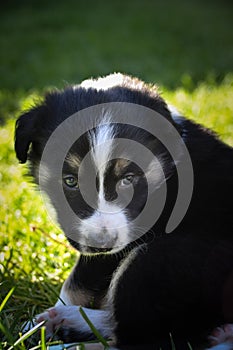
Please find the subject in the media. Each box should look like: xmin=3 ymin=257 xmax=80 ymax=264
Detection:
xmin=17 ymin=332 xmax=26 ymax=350
xmin=28 ymin=346 xmax=46 ymax=350
xmin=40 ymin=326 xmax=46 ymax=350
xmin=0 ymin=287 xmax=15 ymax=313
xmin=169 ymin=333 xmax=176 ymax=350
xmin=8 ymin=321 xmax=46 ymax=350
xmin=79 ymin=307 xmax=109 ymax=349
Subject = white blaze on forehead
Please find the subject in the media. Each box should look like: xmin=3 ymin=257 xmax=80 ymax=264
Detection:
xmin=76 ymin=123 xmax=130 ymax=250
xmin=89 ymin=123 xmax=115 ymax=202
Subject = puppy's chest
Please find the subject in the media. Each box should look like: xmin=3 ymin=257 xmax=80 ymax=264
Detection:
xmin=64 ymin=253 xmax=123 ymax=309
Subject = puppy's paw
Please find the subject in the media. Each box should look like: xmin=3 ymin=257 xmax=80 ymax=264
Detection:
xmin=34 ymin=305 xmax=111 ymax=342
xmin=35 ymin=305 xmax=83 ymax=340
xmin=208 ymin=324 xmax=233 ymax=349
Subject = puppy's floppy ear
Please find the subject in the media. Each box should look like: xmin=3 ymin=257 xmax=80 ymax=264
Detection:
xmin=15 ymin=106 xmax=41 ymax=163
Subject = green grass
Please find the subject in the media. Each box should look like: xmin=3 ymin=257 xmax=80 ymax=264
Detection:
xmin=0 ymin=0 xmax=233 ymax=91
xmin=0 ymin=0 xmax=233 ymax=348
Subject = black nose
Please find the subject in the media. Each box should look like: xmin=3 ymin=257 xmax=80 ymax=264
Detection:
xmin=85 ymin=228 xmax=118 ymax=251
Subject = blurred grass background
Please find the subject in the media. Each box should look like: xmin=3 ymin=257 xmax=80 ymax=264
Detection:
xmin=1 ymin=0 xmax=233 ymax=90
xmin=0 ymin=0 xmax=233 ymax=346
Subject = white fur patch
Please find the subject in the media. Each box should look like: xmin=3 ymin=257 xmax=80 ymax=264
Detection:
xmin=79 ymin=203 xmax=129 ymax=250
xmin=80 ymin=73 xmax=124 ymax=91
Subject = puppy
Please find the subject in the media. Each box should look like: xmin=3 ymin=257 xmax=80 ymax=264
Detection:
xmin=15 ymin=74 xmax=233 ymax=350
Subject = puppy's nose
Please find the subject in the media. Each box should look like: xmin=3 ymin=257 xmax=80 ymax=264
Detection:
xmin=91 ymin=227 xmax=118 ymax=249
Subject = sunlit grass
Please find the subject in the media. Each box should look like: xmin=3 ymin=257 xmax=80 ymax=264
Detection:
xmin=163 ymin=74 xmax=233 ymax=146
xmin=0 ymin=120 xmax=77 ymax=346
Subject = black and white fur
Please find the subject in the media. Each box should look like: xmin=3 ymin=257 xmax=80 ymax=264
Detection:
xmin=15 ymin=74 xmax=233 ymax=349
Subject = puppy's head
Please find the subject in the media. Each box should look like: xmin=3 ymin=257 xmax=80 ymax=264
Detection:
xmin=15 ymin=73 xmax=182 ymax=254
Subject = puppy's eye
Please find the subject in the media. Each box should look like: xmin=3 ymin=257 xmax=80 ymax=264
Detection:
xmin=120 ymin=174 xmax=134 ymax=187
xmin=63 ymin=175 xmax=79 ymax=188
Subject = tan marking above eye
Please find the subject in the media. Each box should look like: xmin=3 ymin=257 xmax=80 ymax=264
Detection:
xmin=114 ymin=159 xmax=131 ymax=176
xmin=65 ymin=154 xmax=81 ymax=169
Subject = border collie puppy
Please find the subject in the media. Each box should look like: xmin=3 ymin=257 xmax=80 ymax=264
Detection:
xmin=15 ymin=74 xmax=233 ymax=350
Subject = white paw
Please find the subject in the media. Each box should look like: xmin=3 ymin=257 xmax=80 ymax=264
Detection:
xmin=34 ymin=305 xmax=112 ymax=341
xmin=35 ymin=305 xmax=85 ymax=339
xmin=208 ymin=324 xmax=233 ymax=350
